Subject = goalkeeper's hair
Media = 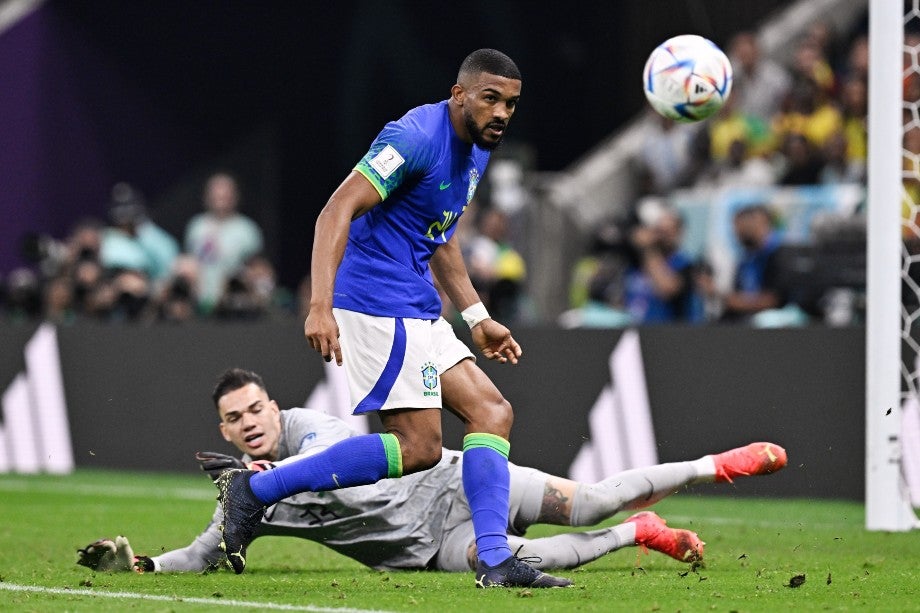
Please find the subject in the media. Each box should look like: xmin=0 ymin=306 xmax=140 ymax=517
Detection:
xmin=212 ymin=368 xmax=267 ymax=409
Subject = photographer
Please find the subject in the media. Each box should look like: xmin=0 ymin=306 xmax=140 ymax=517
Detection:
xmin=623 ymin=206 xmax=701 ymax=323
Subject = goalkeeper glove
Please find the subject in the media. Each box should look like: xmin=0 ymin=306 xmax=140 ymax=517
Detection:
xmin=195 ymin=451 xmax=275 ymax=481
xmin=76 ymin=536 xmax=155 ymax=572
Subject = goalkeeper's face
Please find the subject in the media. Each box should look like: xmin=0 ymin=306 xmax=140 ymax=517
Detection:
xmin=217 ymin=383 xmax=282 ymax=460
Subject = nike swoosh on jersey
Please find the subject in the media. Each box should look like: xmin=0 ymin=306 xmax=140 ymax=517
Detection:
xmin=439 ymin=181 xmax=452 ymax=190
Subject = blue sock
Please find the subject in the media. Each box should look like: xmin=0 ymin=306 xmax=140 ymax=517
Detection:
xmin=249 ymin=433 xmax=402 ymax=505
xmin=462 ymin=433 xmax=513 ymax=567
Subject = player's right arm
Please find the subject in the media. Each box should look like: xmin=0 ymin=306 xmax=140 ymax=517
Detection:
xmin=305 ymin=172 xmax=381 ymax=365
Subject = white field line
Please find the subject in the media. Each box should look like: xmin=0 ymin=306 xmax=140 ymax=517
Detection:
xmin=0 ymin=477 xmax=216 ymax=501
xmin=0 ymin=583 xmax=394 ymax=613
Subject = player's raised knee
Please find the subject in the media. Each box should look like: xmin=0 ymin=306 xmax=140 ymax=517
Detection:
xmin=471 ymin=396 xmax=513 ymax=437
xmin=403 ymin=445 xmax=442 ymax=473
xmin=398 ymin=433 xmax=443 ymax=473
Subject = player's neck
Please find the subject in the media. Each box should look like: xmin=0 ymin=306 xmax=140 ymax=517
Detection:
xmin=447 ymin=101 xmax=473 ymax=146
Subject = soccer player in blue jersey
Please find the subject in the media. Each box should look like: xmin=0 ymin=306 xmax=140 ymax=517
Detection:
xmin=216 ymin=49 xmax=572 ymax=588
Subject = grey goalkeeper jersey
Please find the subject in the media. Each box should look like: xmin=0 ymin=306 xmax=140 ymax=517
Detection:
xmin=154 ymin=408 xmax=465 ymax=572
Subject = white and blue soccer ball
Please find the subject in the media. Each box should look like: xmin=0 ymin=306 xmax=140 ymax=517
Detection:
xmin=642 ymin=34 xmax=733 ymax=123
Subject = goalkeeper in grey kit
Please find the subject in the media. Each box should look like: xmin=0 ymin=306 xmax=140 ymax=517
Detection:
xmin=78 ymin=368 xmax=787 ymax=574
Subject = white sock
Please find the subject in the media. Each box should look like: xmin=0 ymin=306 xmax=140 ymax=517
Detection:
xmin=689 ymin=456 xmax=717 ymax=483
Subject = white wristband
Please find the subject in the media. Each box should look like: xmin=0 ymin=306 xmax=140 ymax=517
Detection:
xmin=461 ymin=302 xmax=491 ymax=329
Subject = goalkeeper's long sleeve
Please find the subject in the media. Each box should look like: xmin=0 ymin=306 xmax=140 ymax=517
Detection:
xmin=151 ymin=507 xmax=225 ymax=572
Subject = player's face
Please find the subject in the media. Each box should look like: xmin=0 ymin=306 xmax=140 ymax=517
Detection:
xmin=454 ymin=72 xmax=521 ymax=150
xmin=217 ymin=383 xmax=282 ymax=461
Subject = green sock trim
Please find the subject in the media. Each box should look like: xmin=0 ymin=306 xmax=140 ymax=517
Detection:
xmin=462 ymin=433 xmax=510 ymax=458
xmin=379 ymin=433 xmax=403 ymax=478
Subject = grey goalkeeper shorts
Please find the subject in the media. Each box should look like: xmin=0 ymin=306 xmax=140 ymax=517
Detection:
xmin=432 ymin=462 xmax=547 ymax=571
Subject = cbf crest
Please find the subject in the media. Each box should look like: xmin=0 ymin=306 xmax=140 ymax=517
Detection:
xmin=466 ymin=168 xmax=480 ymax=205
xmin=421 ymin=362 xmax=439 ymax=397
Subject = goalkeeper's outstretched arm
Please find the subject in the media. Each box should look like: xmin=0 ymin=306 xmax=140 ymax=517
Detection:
xmin=78 ymin=450 xmax=276 ymax=573
xmin=151 ymin=509 xmax=226 ymax=572
xmin=77 ymin=507 xmax=227 ymax=573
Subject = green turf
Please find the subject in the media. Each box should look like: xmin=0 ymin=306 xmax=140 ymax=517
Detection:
xmin=2 ymin=470 xmax=920 ymax=612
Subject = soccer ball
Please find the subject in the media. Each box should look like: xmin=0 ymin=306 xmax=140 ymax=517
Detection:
xmin=642 ymin=34 xmax=733 ymax=123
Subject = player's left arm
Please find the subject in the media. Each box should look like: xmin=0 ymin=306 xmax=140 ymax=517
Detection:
xmin=430 ymin=235 xmax=522 ymax=364
xmin=429 ymin=232 xmax=480 ymax=313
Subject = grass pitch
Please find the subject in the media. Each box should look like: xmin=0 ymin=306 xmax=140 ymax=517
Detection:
xmin=2 ymin=470 xmax=920 ymax=612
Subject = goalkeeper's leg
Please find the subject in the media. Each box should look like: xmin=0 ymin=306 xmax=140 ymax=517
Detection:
xmin=434 ymin=514 xmax=701 ymax=571
xmin=432 ymin=462 xmax=708 ymax=572
xmin=508 ymin=443 xmax=786 ymax=530
xmin=508 ymin=461 xmax=700 ymax=530
xmin=504 ymin=511 xmax=703 ymax=570
xmin=505 ymin=529 xmax=633 ymax=570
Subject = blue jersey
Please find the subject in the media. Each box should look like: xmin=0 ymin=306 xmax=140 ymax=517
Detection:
xmin=735 ymin=233 xmax=781 ymax=294
xmin=624 ymin=251 xmax=700 ymax=323
xmin=333 ymin=101 xmax=491 ymax=319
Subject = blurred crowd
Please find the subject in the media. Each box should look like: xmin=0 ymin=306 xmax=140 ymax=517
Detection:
xmin=0 ymin=170 xmax=526 ymax=328
xmin=638 ymin=24 xmax=867 ymax=195
xmin=563 ymin=22 xmax=873 ymax=329
xmin=1 ymin=173 xmax=296 ymax=325
xmin=0 ymin=21 xmax=883 ymax=330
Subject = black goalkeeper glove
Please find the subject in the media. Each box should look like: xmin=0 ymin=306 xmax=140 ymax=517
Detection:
xmin=195 ymin=451 xmax=245 ymax=481
xmin=76 ymin=536 xmax=155 ymax=572
xmin=195 ymin=451 xmax=275 ymax=481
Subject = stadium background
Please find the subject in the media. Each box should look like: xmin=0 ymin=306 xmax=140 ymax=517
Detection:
xmin=0 ymin=1 xmax=881 ymax=503
xmin=0 ymin=0 xmax=792 ymax=288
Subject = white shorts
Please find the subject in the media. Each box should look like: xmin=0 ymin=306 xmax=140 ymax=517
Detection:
xmin=334 ymin=308 xmax=475 ymax=414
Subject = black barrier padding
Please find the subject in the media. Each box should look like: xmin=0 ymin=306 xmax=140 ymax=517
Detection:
xmin=57 ymin=321 xmax=324 ymax=473
xmin=442 ymin=327 xmax=624 ymax=474
xmin=0 ymin=323 xmax=39 ymax=392
xmin=6 ymin=321 xmax=866 ymax=499
xmin=641 ymin=326 xmax=865 ymax=500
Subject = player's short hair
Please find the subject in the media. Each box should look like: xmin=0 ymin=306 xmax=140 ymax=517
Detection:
xmin=212 ymin=368 xmax=266 ymax=409
xmin=458 ymin=48 xmax=521 ymax=81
